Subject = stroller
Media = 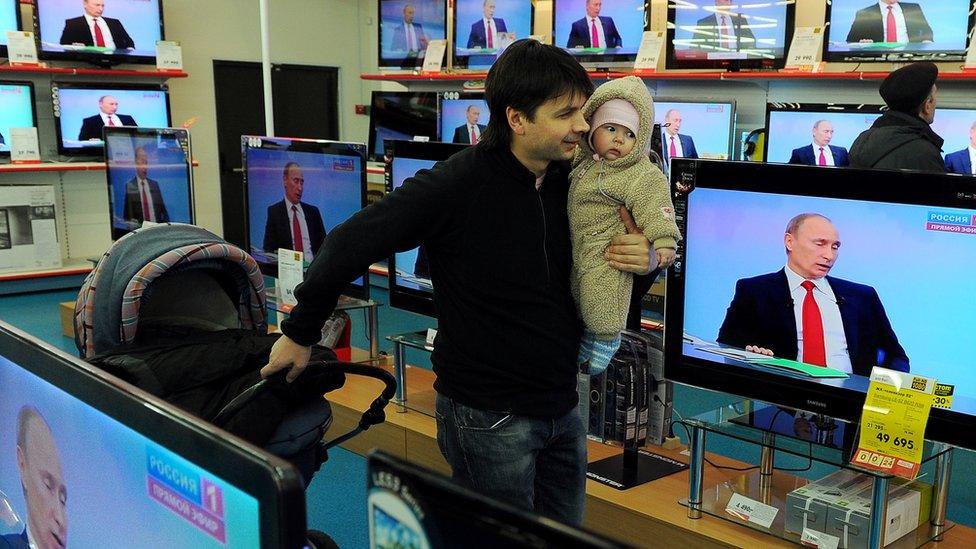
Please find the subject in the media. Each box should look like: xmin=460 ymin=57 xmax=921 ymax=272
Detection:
xmin=73 ymin=223 xmax=396 ymax=486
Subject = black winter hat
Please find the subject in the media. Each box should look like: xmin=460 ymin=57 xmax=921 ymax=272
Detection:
xmin=879 ymin=62 xmax=938 ymax=113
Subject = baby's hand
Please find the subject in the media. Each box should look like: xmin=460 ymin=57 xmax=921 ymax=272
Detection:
xmin=656 ymin=248 xmax=676 ymax=269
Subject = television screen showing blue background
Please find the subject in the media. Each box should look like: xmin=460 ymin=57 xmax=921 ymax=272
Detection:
xmin=654 ymin=100 xmax=734 ymax=160
xmin=671 ymin=2 xmax=790 ymax=60
xmin=373 ymin=126 xmax=414 ymax=158
xmin=0 ymin=84 xmax=34 ymax=153
xmin=826 ymin=0 xmax=970 ymax=53
xmin=554 ymin=0 xmax=645 ymax=54
xmin=681 ymin=187 xmax=976 ymax=401
xmin=765 ymin=109 xmax=882 ymax=164
xmin=391 ymin=156 xmax=435 ymax=292
xmin=0 ymin=1 xmax=18 ymax=46
xmin=37 ymin=0 xmax=162 ymax=57
xmin=933 ymin=108 xmax=976 ymax=169
xmin=56 ymin=86 xmax=170 ymax=149
xmin=106 ymin=131 xmax=192 ymax=234
xmin=439 ymin=98 xmax=489 ymax=144
xmin=454 ymin=0 xmax=532 ymax=66
xmin=0 ymin=356 xmax=260 ymax=548
xmin=379 ymin=0 xmax=445 ymax=63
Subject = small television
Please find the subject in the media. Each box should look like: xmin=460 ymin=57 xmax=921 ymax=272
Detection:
xmin=53 ymin=82 xmax=171 ymax=156
xmin=452 ymin=0 xmax=534 ymax=69
xmin=666 ymin=0 xmax=796 ymax=70
xmin=0 ymin=82 xmax=36 ymax=155
xmin=654 ymin=98 xmax=735 ymax=171
xmin=438 ymin=92 xmax=488 ymax=144
xmin=0 ymin=320 xmax=307 ymax=547
xmin=385 ymin=139 xmax=466 ymax=318
xmin=367 ymin=91 xmax=438 ymax=161
xmin=0 ymin=0 xmax=22 ymax=58
xmin=242 ymin=135 xmax=369 ymax=297
xmin=932 ymin=107 xmax=976 ymax=175
xmin=764 ymin=103 xmax=884 ymax=165
xmin=553 ymin=0 xmax=648 ymax=66
xmin=665 ymin=158 xmax=976 ymax=450
xmin=35 ymin=0 xmax=165 ymax=65
xmin=824 ymin=0 xmax=975 ymax=62
xmin=378 ymin=0 xmax=447 ymax=69
xmin=104 ymin=127 xmax=193 ymax=240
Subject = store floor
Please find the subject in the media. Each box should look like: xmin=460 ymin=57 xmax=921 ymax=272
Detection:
xmin=2 ymin=278 xmax=974 ymax=547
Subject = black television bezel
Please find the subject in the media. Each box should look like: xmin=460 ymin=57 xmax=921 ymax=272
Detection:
xmin=0 ymin=320 xmax=307 ymax=548
xmin=376 ymin=0 xmax=448 ymax=69
xmin=34 ymin=0 xmax=165 ymax=65
xmin=822 ymin=0 xmax=976 ymax=63
xmin=436 ymin=91 xmax=486 ymax=143
xmin=385 ymin=139 xmax=466 ymax=319
xmin=654 ymin=96 xmax=737 ymax=161
xmin=0 ymin=0 xmax=24 ymax=59
xmin=240 ymin=135 xmax=370 ymax=299
xmin=762 ymin=102 xmax=885 ymax=163
xmin=665 ymin=0 xmax=796 ymax=71
xmin=0 ymin=80 xmax=37 ymax=158
xmin=366 ymin=90 xmax=439 ymax=162
xmin=451 ymin=0 xmax=535 ymax=69
xmin=52 ymin=81 xmax=172 ymax=157
xmin=103 ymin=126 xmax=194 ymax=241
xmin=664 ymin=158 xmax=976 ymax=451
xmin=551 ymin=0 xmax=650 ymax=67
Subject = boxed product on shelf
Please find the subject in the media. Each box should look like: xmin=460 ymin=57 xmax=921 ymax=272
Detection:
xmin=823 ymin=478 xmax=933 ymax=549
xmin=785 ymin=469 xmax=875 ymax=535
xmin=0 ymin=185 xmax=60 ymax=274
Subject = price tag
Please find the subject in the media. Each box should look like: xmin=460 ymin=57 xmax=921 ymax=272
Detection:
xmin=10 ymin=127 xmax=41 ymax=164
xmin=933 ymin=383 xmax=954 ymax=409
xmin=155 ymin=40 xmax=183 ymax=71
xmin=634 ymin=31 xmax=665 ymax=72
xmin=421 ymin=39 xmax=447 ymax=73
xmin=425 ymin=328 xmax=437 ymax=347
xmin=801 ymin=528 xmax=840 ymax=549
xmin=853 ymin=367 xmax=935 ymax=479
xmin=785 ymin=26 xmax=825 ymax=72
xmin=277 ymin=249 xmax=304 ymax=310
xmin=725 ymin=493 xmax=778 ymax=529
xmin=6 ymin=31 xmax=39 ymax=66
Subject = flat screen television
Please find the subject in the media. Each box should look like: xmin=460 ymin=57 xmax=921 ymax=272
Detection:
xmin=552 ymin=0 xmax=648 ymax=66
xmin=104 ymin=126 xmax=193 ymax=240
xmin=823 ymin=0 xmax=975 ymax=62
xmin=377 ymin=0 xmax=447 ymax=69
xmin=452 ymin=0 xmax=534 ymax=69
xmin=35 ymin=0 xmax=165 ymax=65
xmin=242 ymin=135 xmax=369 ymax=297
xmin=0 ymin=0 xmax=22 ymax=58
xmin=665 ymin=158 xmax=976 ymax=450
xmin=438 ymin=92 xmax=488 ymax=144
xmin=654 ymin=98 xmax=735 ymax=172
xmin=385 ymin=139 xmax=466 ymax=318
xmin=763 ymin=103 xmax=884 ymax=165
xmin=666 ymin=0 xmax=796 ymax=70
xmin=932 ymin=107 xmax=976 ymax=175
xmin=367 ymin=91 xmax=438 ymax=162
xmin=0 ymin=320 xmax=306 ymax=548
xmin=52 ymin=82 xmax=171 ymax=156
xmin=0 ymin=81 xmax=36 ymax=155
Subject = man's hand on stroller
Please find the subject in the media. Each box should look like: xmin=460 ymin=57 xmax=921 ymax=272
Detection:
xmin=261 ymin=335 xmax=312 ymax=383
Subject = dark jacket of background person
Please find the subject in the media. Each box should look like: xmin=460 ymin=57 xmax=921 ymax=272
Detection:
xmin=848 ymin=110 xmax=944 ymax=172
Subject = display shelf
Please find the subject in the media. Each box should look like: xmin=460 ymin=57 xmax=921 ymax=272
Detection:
xmin=0 ymin=64 xmax=188 ymax=78
xmin=0 ymin=258 xmax=92 ymax=282
xmin=0 ymin=160 xmax=199 ymax=173
xmin=362 ymin=69 xmax=976 ymax=83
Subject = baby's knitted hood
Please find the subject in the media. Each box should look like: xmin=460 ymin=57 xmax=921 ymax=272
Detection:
xmin=578 ymin=76 xmax=654 ymax=169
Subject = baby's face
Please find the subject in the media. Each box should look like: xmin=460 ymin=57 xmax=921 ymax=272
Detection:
xmin=591 ymin=123 xmax=636 ymax=160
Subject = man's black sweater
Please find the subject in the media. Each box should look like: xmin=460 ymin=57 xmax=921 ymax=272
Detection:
xmin=281 ymin=145 xmax=583 ymax=417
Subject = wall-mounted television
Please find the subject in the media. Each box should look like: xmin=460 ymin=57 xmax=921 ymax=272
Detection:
xmin=452 ymin=0 xmax=534 ymax=69
xmin=932 ymin=107 xmax=976 ymax=176
xmin=367 ymin=91 xmax=438 ymax=162
xmin=764 ymin=103 xmax=884 ymax=166
xmin=377 ymin=0 xmax=447 ymax=68
xmin=653 ymin=98 xmax=735 ymax=171
xmin=438 ymin=92 xmax=488 ymax=145
xmin=553 ymin=0 xmax=648 ymax=67
xmin=53 ymin=82 xmax=171 ymax=156
xmin=0 ymin=82 xmax=36 ymax=156
xmin=35 ymin=0 xmax=165 ymax=65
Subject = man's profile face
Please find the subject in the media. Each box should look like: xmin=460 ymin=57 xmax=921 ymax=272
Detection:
xmin=785 ymin=216 xmax=840 ymax=280
xmin=16 ymin=418 xmax=67 ymax=549
xmin=586 ymin=0 xmax=602 ymax=18
xmin=812 ymin=121 xmax=834 ymax=147
xmin=283 ymin=165 xmax=304 ymax=203
xmin=466 ymin=105 xmax=481 ymax=125
xmin=99 ymin=96 xmax=118 ymax=116
xmin=517 ymin=92 xmax=589 ymax=165
xmin=135 ymin=149 xmax=149 ymax=179
xmin=483 ymin=0 xmax=495 ymax=19
xmin=403 ymin=5 xmax=414 ymax=24
xmin=920 ymin=85 xmax=938 ymax=125
xmin=84 ymin=0 xmax=104 ymax=18
xmin=665 ymin=111 xmax=682 ymax=135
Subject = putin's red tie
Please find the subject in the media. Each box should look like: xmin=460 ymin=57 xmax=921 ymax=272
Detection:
xmin=470 ymin=126 xmax=477 ymax=144
xmin=886 ymin=6 xmax=897 ymax=42
xmin=291 ymin=205 xmax=304 ymax=253
xmin=93 ymin=20 xmax=106 ymax=47
xmin=818 ymin=147 xmax=827 ymax=166
xmin=590 ymin=19 xmax=599 ymax=48
xmin=801 ymin=281 xmax=826 ymax=366
xmin=487 ymin=20 xmax=494 ymax=49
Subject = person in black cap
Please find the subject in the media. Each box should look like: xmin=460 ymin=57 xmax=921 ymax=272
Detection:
xmin=849 ymin=61 xmax=944 ymax=172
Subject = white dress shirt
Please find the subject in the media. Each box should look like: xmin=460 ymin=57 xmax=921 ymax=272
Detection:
xmin=785 ymin=266 xmax=853 ymax=373
xmin=664 ymin=132 xmax=684 ymax=160
xmin=877 ymin=1 xmax=908 ymax=43
xmin=404 ymin=20 xmax=417 ymax=51
xmin=467 ymin=123 xmax=481 ymax=142
xmin=286 ymin=198 xmax=314 ymax=260
xmin=587 ymin=16 xmax=607 ymax=48
xmin=137 ymin=178 xmax=156 ymax=222
xmin=84 ymin=13 xmax=116 ymax=49
xmin=101 ymin=112 xmax=123 ymax=127
xmin=811 ymin=142 xmax=835 ymax=166
xmin=968 ymin=146 xmax=976 ymax=175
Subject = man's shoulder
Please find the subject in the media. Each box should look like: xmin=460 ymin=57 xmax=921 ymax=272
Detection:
xmin=831 ymin=144 xmax=849 ymax=154
xmin=826 ymin=275 xmax=876 ymax=297
xmin=301 ymin=201 xmax=322 ymax=214
xmin=267 ymin=199 xmax=286 ymax=212
xmin=64 ymin=15 xmax=86 ymax=24
xmin=946 ymin=148 xmax=967 ymax=159
xmin=104 ymin=16 xmax=126 ymax=25
xmin=791 ymin=145 xmax=809 ymax=154
xmin=736 ymin=271 xmax=784 ymax=289
xmin=82 ymin=113 xmax=100 ymax=122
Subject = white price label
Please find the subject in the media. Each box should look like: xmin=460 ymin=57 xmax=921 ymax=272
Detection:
xmin=6 ymin=31 xmax=38 ymax=65
xmin=277 ymin=249 xmax=304 ymax=309
xmin=725 ymin=493 xmax=778 ymax=529
xmin=785 ymin=27 xmax=825 ymax=71
xmin=422 ymin=39 xmax=447 ymax=73
xmin=800 ymin=528 xmax=840 ymax=549
xmin=10 ymin=127 xmax=40 ymax=164
xmin=156 ymin=40 xmax=183 ymax=71
xmin=634 ymin=31 xmax=665 ymax=71
xmin=425 ymin=328 xmax=437 ymax=347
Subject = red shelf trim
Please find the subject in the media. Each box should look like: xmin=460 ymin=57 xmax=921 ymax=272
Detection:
xmin=362 ymin=70 xmax=976 ymax=82
xmin=0 ymin=65 xmax=188 ymax=78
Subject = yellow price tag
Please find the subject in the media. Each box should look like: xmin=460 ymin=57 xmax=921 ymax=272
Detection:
xmin=933 ymin=383 xmax=954 ymax=410
xmin=853 ymin=367 xmax=935 ymax=479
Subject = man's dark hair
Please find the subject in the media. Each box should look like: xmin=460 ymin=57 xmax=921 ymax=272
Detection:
xmin=282 ymin=161 xmax=300 ymax=179
xmin=480 ymin=39 xmax=593 ymax=150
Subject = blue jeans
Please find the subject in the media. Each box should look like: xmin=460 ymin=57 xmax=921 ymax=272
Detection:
xmin=434 ymin=393 xmax=588 ymax=526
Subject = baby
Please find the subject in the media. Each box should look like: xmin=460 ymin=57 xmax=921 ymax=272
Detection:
xmin=569 ymin=76 xmax=682 ymax=374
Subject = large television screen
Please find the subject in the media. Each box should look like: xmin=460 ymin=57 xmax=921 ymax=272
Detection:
xmin=665 ymin=159 xmax=976 ymax=450
xmin=0 ymin=321 xmax=306 ymax=548
xmin=438 ymin=93 xmax=489 ymax=144
xmin=654 ymin=98 xmax=735 ymax=171
xmin=824 ymin=0 xmax=974 ymax=62
xmin=35 ymin=0 xmax=165 ymax=64
xmin=367 ymin=91 xmax=438 ymax=161
xmin=452 ymin=0 xmax=534 ymax=69
xmin=105 ymin=127 xmax=193 ymax=240
xmin=764 ymin=103 xmax=884 ymax=166
xmin=666 ymin=0 xmax=796 ymax=70
xmin=553 ymin=0 xmax=648 ymax=66
xmin=932 ymin=107 xmax=976 ymax=175
xmin=0 ymin=82 xmax=36 ymax=155
xmin=377 ymin=0 xmax=447 ymax=68
xmin=53 ymin=82 xmax=171 ymax=155
xmin=242 ymin=136 xmax=368 ymax=297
